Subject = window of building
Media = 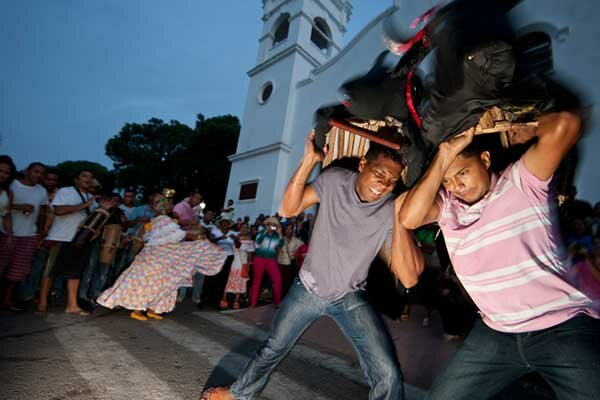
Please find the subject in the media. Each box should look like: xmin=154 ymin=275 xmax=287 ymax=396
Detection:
xmin=273 ymin=14 xmax=290 ymax=46
xmin=310 ymin=17 xmax=331 ymax=55
xmin=258 ymin=81 xmax=273 ymax=104
xmin=515 ymin=31 xmax=553 ymax=78
xmin=239 ymin=181 xmax=258 ymax=201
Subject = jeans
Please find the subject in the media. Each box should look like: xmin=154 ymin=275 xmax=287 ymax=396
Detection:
xmin=177 ymin=273 xmax=205 ymax=303
xmin=78 ymin=240 xmax=101 ymax=300
xmin=230 ymin=278 xmax=404 ymax=400
xmin=19 ymin=247 xmax=48 ymax=301
xmin=427 ymin=316 xmax=600 ymax=400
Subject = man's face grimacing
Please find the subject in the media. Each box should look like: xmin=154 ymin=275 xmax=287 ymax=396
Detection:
xmin=355 ymin=154 xmax=402 ymax=203
xmin=442 ymin=151 xmax=492 ymax=205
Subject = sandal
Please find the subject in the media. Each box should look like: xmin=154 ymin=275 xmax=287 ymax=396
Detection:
xmin=232 ymin=302 xmax=240 ymax=310
xmin=146 ymin=310 xmax=163 ymax=320
xmin=65 ymin=309 xmax=91 ymax=316
xmin=130 ymin=311 xmax=148 ymax=321
xmin=219 ymin=300 xmax=229 ymax=309
xmin=200 ymin=387 xmax=230 ymax=400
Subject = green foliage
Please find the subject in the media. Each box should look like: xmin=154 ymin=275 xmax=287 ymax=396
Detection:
xmin=106 ymin=114 xmax=240 ymax=210
xmin=54 ymin=160 xmax=115 ymax=193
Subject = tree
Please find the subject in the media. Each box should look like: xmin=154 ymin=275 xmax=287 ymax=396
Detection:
xmin=54 ymin=160 xmax=115 ymax=193
xmin=105 ymin=118 xmax=194 ymax=195
xmin=105 ymin=114 xmax=240 ymax=210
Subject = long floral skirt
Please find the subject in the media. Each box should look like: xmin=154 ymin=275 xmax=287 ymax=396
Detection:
xmin=97 ymin=240 xmax=225 ymax=313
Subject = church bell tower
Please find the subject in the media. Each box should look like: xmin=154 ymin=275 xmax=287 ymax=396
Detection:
xmin=225 ymin=0 xmax=352 ymax=218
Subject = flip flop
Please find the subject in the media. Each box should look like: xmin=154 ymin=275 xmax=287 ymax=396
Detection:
xmin=65 ymin=309 xmax=91 ymax=316
xmin=200 ymin=387 xmax=230 ymax=400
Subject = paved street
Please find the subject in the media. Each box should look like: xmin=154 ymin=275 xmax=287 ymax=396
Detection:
xmin=1 ymin=302 xmax=425 ymax=400
xmin=1 ymin=301 xmax=556 ymax=400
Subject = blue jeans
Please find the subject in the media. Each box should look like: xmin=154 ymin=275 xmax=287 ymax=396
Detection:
xmin=230 ymin=278 xmax=404 ymax=400
xmin=427 ymin=316 xmax=600 ymax=400
xmin=19 ymin=247 xmax=48 ymax=301
xmin=177 ymin=273 xmax=205 ymax=303
xmin=78 ymin=241 xmax=102 ymax=300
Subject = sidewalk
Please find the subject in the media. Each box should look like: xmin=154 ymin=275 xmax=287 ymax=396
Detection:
xmin=221 ymin=304 xmax=458 ymax=390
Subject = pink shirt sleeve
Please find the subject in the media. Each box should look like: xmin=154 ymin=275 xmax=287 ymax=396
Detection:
xmin=513 ymin=159 xmax=553 ymax=203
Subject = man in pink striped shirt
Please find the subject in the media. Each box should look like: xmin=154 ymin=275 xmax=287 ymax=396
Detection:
xmin=400 ymin=111 xmax=600 ymax=399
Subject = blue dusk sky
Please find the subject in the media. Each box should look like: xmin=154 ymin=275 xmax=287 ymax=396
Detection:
xmin=0 ymin=1 xmax=386 ymax=168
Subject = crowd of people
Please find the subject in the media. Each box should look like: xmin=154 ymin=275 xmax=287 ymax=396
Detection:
xmin=0 ymin=155 xmax=314 ymax=318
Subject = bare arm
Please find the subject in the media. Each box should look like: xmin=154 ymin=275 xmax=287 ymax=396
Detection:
xmin=399 ymin=128 xmax=475 ymax=229
xmin=3 ymin=191 xmax=13 ymax=235
xmin=518 ymin=112 xmax=581 ymax=181
xmin=53 ymin=196 xmax=96 ymax=216
xmin=11 ymin=203 xmax=34 ymax=213
xmin=278 ymin=131 xmax=327 ymax=218
xmin=380 ymin=193 xmax=424 ymax=288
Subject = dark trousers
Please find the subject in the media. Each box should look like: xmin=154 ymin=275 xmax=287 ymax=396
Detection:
xmin=427 ymin=315 xmax=600 ymax=399
xmin=201 ymin=255 xmax=233 ymax=307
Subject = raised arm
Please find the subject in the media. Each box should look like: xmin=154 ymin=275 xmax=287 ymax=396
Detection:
xmin=399 ymin=128 xmax=475 ymax=229
xmin=517 ymin=111 xmax=581 ymax=181
xmin=380 ymin=193 xmax=424 ymax=288
xmin=278 ymin=131 xmax=327 ymax=218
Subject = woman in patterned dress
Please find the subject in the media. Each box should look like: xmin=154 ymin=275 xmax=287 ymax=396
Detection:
xmin=97 ymin=215 xmax=225 ymax=320
xmin=220 ymin=223 xmax=254 ymax=309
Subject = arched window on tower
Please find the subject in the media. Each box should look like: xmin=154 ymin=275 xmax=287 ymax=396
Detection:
xmin=515 ymin=31 xmax=553 ymax=79
xmin=311 ymin=17 xmax=331 ymax=56
xmin=273 ymin=13 xmax=290 ymax=47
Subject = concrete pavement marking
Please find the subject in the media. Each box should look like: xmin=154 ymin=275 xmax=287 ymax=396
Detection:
xmin=193 ymin=310 xmax=426 ymax=400
xmin=53 ymin=322 xmax=185 ymax=400
xmin=148 ymin=318 xmax=336 ymax=400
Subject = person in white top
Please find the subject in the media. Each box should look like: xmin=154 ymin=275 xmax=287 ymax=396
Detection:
xmin=0 ymin=156 xmax=16 ymax=236
xmin=118 ymin=189 xmax=136 ymax=216
xmin=37 ymin=169 xmax=114 ymax=315
xmin=0 ymin=162 xmax=47 ymax=311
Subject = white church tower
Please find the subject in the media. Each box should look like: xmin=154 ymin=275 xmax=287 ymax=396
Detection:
xmin=225 ymin=0 xmax=352 ymax=219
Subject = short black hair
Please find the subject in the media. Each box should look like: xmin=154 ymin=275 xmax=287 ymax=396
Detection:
xmin=123 ymin=188 xmax=136 ymax=195
xmin=111 ymin=192 xmax=122 ymax=200
xmin=44 ymin=168 xmax=59 ymax=177
xmin=73 ymin=168 xmax=94 ymax=179
xmin=364 ymin=142 xmax=403 ymax=166
xmin=27 ymin=162 xmax=46 ymax=170
xmin=0 ymin=155 xmax=17 ymax=191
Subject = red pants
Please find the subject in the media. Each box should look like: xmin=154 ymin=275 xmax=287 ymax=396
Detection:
xmin=250 ymin=256 xmax=282 ymax=307
xmin=0 ymin=234 xmax=38 ymax=282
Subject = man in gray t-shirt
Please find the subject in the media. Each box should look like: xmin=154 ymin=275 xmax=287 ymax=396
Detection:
xmin=202 ymin=132 xmax=423 ymax=400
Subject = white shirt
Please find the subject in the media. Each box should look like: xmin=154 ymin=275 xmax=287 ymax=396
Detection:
xmin=2 ymin=180 xmax=48 ymax=237
xmin=46 ymin=187 xmax=95 ymax=242
xmin=210 ymin=226 xmax=237 ymax=256
xmin=119 ymin=204 xmax=135 ymax=217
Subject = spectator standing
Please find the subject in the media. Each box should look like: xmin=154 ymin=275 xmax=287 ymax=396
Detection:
xmin=276 ymin=223 xmax=304 ymax=297
xmin=220 ymin=199 xmax=234 ymax=221
xmin=250 ymin=217 xmax=283 ymax=307
xmin=19 ymin=168 xmax=61 ymax=302
xmin=119 ymin=189 xmax=136 ymax=216
xmin=177 ymin=209 xmax=215 ymax=305
xmin=37 ymin=169 xmax=114 ymax=315
xmin=220 ymin=222 xmax=254 ymax=309
xmin=202 ymin=219 xmax=237 ymax=307
xmin=173 ymin=190 xmax=202 ymax=229
xmin=0 ymin=162 xmax=47 ymax=310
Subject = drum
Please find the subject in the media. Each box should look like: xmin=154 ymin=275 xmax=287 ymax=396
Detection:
xmin=99 ymin=224 xmax=122 ymax=265
xmin=72 ymin=208 xmax=111 ymax=246
xmin=128 ymin=224 xmax=146 ymax=257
